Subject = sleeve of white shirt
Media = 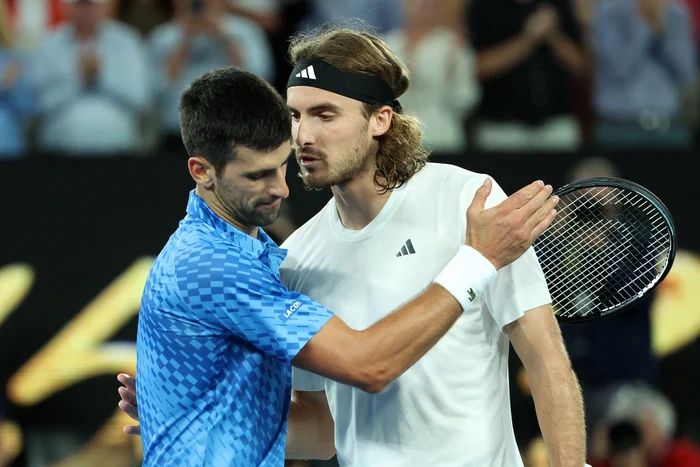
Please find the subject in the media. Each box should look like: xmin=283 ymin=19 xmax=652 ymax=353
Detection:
xmin=456 ymin=174 xmax=552 ymax=330
xmin=292 ymin=367 xmax=326 ymax=391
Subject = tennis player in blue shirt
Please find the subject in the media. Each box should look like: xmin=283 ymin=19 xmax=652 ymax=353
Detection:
xmin=129 ymin=67 xmax=557 ymax=466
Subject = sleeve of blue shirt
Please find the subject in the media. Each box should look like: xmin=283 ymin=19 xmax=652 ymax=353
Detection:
xmin=178 ymin=243 xmax=334 ymax=363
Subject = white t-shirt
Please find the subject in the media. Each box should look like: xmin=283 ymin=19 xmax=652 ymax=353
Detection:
xmin=280 ymin=163 xmax=551 ymax=467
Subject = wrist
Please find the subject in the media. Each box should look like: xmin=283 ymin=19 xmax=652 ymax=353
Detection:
xmin=434 ymin=246 xmax=498 ymax=310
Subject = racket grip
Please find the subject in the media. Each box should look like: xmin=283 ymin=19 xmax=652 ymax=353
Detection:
xmin=434 ymin=245 xmax=497 ymax=310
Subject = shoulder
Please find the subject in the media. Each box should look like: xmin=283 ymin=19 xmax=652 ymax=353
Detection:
xmin=148 ymin=21 xmax=179 ymax=44
xmin=409 ymin=162 xmax=507 ymax=209
xmin=411 ymin=162 xmax=489 ymax=194
xmin=104 ymin=21 xmax=144 ymax=44
xmin=36 ymin=25 xmax=71 ymax=51
xmin=172 ymin=221 xmax=257 ymax=273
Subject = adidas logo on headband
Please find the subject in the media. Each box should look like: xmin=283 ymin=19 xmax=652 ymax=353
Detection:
xmin=294 ymin=65 xmax=317 ymax=80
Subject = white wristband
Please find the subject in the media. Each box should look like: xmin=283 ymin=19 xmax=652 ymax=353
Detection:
xmin=434 ymin=245 xmax=497 ymax=310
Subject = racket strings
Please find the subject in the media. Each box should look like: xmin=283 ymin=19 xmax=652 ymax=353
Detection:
xmin=534 ymin=187 xmax=672 ymax=319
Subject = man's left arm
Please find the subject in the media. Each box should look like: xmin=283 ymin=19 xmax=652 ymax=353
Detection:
xmin=506 ymin=305 xmax=586 ymax=467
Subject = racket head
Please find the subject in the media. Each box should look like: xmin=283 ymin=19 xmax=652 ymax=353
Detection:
xmin=534 ymin=177 xmax=677 ymax=324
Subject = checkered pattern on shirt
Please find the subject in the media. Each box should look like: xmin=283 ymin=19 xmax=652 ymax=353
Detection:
xmin=136 ymin=191 xmax=334 ymax=467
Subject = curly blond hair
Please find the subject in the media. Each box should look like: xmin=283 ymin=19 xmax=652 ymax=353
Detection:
xmin=288 ymin=25 xmax=429 ymax=193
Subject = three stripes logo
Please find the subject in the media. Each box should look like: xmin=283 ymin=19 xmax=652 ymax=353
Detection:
xmin=396 ymin=239 xmax=416 ymax=257
xmin=295 ymin=65 xmax=317 ymax=80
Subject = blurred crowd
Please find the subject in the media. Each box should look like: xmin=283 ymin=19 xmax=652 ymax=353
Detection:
xmin=0 ymin=0 xmax=697 ymax=159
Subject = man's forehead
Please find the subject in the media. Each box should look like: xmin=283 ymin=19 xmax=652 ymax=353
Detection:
xmin=233 ymin=143 xmax=292 ymax=168
xmin=287 ymin=86 xmax=360 ymax=110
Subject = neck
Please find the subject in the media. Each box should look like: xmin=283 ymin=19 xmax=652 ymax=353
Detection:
xmin=195 ymin=185 xmax=258 ymax=238
xmin=331 ymin=167 xmax=393 ymax=231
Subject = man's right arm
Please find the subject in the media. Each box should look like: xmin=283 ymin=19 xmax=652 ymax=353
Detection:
xmin=292 ymin=179 xmax=558 ymax=394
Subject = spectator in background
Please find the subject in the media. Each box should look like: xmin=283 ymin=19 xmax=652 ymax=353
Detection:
xmin=299 ymin=0 xmax=403 ymax=34
xmin=0 ymin=1 xmax=34 ymax=157
xmin=30 ymin=0 xmax=150 ymax=155
xmin=383 ymin=0 xmax=480 ymax=153
xmin=112 ymin=0 xmax=173 ymax=37
xmin=225 ymin=0 xmax=311 ymax=93
xmin=468 ymin=0 xmax=587 ymax=151
xmin=592 ymin=0 xmax=695 ymax=150
xmin=589 ymin=383 xmax=700 ymax=467
xmin=149 ymin=0 xmax=273 ymax=151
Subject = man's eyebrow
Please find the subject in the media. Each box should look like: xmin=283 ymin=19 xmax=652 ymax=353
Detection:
xmin=288 ymin=102 xmax=342 ymax=114
xmin=241 ymin=149 xmax=295 ymax=177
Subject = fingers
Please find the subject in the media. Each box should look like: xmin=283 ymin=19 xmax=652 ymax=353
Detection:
xmin=524 ymin=194 xmax=559 ymax=235
xmin=501 ymin=180 xmax=545 ymax=211
xmin=117 ymin=374 xmax=137 ymax=395
xmin=119 ymin=399 xmax=140 ymax=421
xmin=119 ymin=386 xmax=137 ymax=407
xmin=467 ymin=177 xmax=492 ymax=214
xmin=520 ymin=184 xmax=555 ymax=221
xmin=529 ymin=208 xmax=558 ymax=243
xmin=123 ymin=425 xmax=141 ymax=436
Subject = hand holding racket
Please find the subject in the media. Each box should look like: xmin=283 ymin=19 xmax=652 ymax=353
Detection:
xmin=534 ymin=177 xmax=676 ymax=323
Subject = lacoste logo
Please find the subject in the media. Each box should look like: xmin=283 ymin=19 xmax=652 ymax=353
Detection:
xmin=279 ymin=301 xmax=302 ymax=323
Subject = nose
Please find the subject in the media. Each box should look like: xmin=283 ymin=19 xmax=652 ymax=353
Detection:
xmin=268 ymin=170 xmax=290 ymax=200
xmin=293 ymin=116 xmax=315 ymax=149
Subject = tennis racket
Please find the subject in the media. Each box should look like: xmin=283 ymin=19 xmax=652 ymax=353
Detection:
xmin=533 ymin=177 xmax=676 ymax=324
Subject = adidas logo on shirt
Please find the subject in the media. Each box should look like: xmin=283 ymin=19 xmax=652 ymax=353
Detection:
xmin=396 ymin=239 xmax=416 ymax=257
xmin=295 ymin=65 xmax=317 ymax=80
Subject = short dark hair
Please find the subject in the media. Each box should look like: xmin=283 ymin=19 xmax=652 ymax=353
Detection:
xmin=179 ymin=67 xmax=292 ymax=175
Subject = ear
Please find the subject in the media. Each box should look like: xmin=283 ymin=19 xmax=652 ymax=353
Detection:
xmin=188 ymin=157 xmax=215 ymax=189
xmin=369 ymin=105 xmax=393 ymax=138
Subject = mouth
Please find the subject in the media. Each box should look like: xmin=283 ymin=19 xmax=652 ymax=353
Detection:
xmin=258 ymin=199 xmax=281 ymax=208
xmin=298 ymin=154 xmax=322 ymax=168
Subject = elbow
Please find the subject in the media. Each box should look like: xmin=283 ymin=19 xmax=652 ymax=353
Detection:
xmin=354 ymin=365 xmax=393 ymax=394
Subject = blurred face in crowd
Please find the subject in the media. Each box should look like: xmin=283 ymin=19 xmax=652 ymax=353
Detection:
xmin=65 ymin=0 xmax=105 ymax=30
xmin=175 ymin=0 xmax=222 ymax=17
xmin=288 ymin=86 xmax=388 ymax=189
xmin=206 ymin=143 xmax=292 ymax=229
xmin=404 ymin=0 xmax=441 ymax=28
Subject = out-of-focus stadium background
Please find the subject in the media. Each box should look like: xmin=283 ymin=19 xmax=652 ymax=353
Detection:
xmin=0 ymin=0 xmax=698 ymax=466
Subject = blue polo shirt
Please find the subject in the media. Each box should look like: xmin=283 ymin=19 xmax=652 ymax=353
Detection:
xmin=136 ymin=190 xmax=334 ymax=466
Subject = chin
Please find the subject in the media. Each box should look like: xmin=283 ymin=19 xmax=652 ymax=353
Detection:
xmin=301 ymin=172 xmax=335 ymax=190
